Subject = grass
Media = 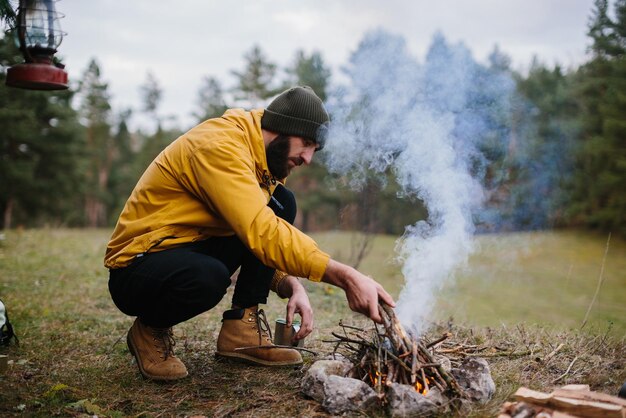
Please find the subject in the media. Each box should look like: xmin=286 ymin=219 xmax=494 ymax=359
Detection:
xmin=0 ymin=228 xmax=624 ymax=417
xmin=313 ymin=230 xmax=626 ymax=335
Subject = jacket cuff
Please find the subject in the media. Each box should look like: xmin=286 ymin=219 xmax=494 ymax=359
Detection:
xmin=270 ymin=270 xmax=289 ymax=298
xmin=308 ymin=251 xmax=331 ymax=282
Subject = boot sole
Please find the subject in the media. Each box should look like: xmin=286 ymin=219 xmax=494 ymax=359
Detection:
xmin=215 ymin=351 xmax=302 ymax=367
xmin=127 ymin=331 xmax=189 ymax=381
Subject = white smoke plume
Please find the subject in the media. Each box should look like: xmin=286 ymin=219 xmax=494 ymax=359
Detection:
xmin=324 ymin=30 xmax=513 ymax=334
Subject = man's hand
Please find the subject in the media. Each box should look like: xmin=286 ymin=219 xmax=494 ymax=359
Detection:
xmin=279 ymin=276 xmax=314 ymax=342
xmin=322 ymin=259 xmax=395 ymax=323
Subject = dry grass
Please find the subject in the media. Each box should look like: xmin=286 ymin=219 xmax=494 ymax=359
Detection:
xmin=0 ymin=229 xmax=624 ymax=417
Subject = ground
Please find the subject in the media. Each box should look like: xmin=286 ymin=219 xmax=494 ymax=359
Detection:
xmin=0 ymin=229 xmax=624 ymax=417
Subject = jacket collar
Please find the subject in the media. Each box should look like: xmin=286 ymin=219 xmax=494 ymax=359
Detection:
xmin=250 ymin=109 xmax=280 ymax=191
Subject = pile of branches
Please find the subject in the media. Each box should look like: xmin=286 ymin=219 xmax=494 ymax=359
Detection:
xmin=326 ymin=303 xmax=466 ymax=400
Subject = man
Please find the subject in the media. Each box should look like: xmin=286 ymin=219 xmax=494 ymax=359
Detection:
xmin=105 ymin=86 xmax=395 ymax=381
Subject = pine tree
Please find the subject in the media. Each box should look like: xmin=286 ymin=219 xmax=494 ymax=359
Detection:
xmin=139 ymin=70 xmax=163 ymax=130
xmin=588 ymin=0 xmax=624 ymax=57
xmin=568 ymin=0 xmax=626 ymax=235
xmin=285 ymin=50 xmax=331 ymax=100
xmin=135 ymin=72 xmax=180 ymax=175
xmin=76 ymin=58 xmax=114 ymax=227
xmin=106 ymin=109 xmax=140 ymax=224
xmin=282 ymin=50 xmax=334 ymax=231
xmin=231 ymin=44 xmax=279 ymax=107
xmin=0 ymin=0 xmax=16 ymax=27
xmin=512 ymin=60 xmax=580 ymax=229
xmin=0 ymin=31 xmax=84 ymax=228
xmin=192 ymin=76 xmax=228 ymax=123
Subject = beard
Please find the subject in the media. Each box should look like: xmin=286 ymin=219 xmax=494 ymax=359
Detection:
xmin=266 ymin=134 xmax=291 ymax=179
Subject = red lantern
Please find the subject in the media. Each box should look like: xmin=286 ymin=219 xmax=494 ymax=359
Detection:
xmin=6 ymin=0 xmax=68 ymax=90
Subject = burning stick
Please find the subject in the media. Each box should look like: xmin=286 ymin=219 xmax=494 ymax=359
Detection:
xmin=421 ymin=368 xmax=430 ymax=393
xmin=411 ymin=340 xmax=418 ymax=385
xmin=379 ymin=303 xmax=465 ymax=395
xmin=326 ymin=302 xmax=467 ymax=402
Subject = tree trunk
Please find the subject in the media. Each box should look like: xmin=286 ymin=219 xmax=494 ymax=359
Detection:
xmin=3 ymin=196 xmax=14 ymax=229
xmin=300 ymin=210 xmax=310 ymax=232
xmin=85 ymin=196 xmax=104 ymax=228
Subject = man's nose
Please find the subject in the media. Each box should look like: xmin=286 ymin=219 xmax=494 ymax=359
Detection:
xmin=301 ymin=147 xmax=315 ymax=165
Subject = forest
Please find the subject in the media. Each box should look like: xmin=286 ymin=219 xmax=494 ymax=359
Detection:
xmin=0 ymin=0 xmax=624 ymax=237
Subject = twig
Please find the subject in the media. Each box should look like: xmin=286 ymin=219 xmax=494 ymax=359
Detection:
xmin=376 ymin=332 xmax=382 ymax=395
xmin=418 ymin=344 xmax=460 ymax=394
xmin=421 ymin=368 xmax=429 ymax=392
xmin=581 ymin=232 xmax=611 ymax=329
xmin=552 ymin=356 xmax=579 ymax=383
xmin=329 ymin=303 xmax=469 ymax=401
xmin=107 ymin=333 xmax=125 ymax=355
xmin=541 ymin=343 xmax=564 ymax=363
xmin=417 ymin=362 xmax=443 ymax=369
xmin=411 ymin=340 xmax=417 ymax=384
xmin=465 ymin=350 xmax=533 ymax=357
xmin=338 ymin=320 xmax=366 ymax=332
xmin=328 ymin=332 xmax=375 ymax=347
xmin=465 ymin=350 xmax=531 ymax=358
xmin=429 ymin=367 xmax=447 ymax=391
xmin=591 ymin=322 xmax=613 ymax=353
xmin=387 ymin=362 xmax=396 ymax=386
xmin=329 ymin=333 xmax=414 ymax=374
xmin=426 ymin=333 xmax=452 ymax=348
xmin=438 ymin=347 xmax=465 ymax=354
xmin=234 ymin=345 xmax=317 ymax=355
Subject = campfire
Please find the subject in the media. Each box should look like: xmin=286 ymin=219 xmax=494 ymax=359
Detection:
xmin=327 ymin=303 xmax=465 ymax=400
xmin=301 ymin=303 xmax=496 ymax=416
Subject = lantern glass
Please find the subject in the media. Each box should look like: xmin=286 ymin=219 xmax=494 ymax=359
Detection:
xmin=19 ymin=0 xmax=64 ymax=51
xmin=6 ymin=0 xmax=68 ymax=90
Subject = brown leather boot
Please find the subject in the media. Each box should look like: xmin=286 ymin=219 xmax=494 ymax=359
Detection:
xmin=216 ymin=306 xmax=302 ymax=366
xmin=127 ymin=318 xmax=188 ymax=380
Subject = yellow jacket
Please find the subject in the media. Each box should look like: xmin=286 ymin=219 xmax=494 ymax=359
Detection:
xmin=104 ymin=108 xmax=330 ymax=282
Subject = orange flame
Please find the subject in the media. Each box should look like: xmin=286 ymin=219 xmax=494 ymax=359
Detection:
xmin=369 ymin=370 xmax=387 ymax=387
xmin=414 ymin=377 xmax=430 ymax=394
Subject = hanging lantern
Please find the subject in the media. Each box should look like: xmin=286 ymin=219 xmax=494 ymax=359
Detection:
xmin=6 ymin=0 xmax=68 ymax=90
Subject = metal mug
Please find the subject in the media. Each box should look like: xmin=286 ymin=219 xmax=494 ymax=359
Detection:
xmin=274 ymin=318 xmax=304 ymax=347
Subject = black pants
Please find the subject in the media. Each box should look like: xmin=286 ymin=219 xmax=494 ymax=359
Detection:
xmin=108 ymin=185 xmax=297 ymax=328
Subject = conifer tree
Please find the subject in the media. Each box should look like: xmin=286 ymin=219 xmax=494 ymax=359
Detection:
xmin=192 ymin=76 xmax=228 ymax=123
xmin=76 ymin=58 xmax=114 ymax=227
xmin=135 ymin=71 xmax=179 ymax=174
xmin=0 ymin=31 xmax=84 ymax=228
xmin=106 ymin=109 xmax=138 ymax=224
xmin=513 ymin=60 xmax=580 ymax=229
xmin=139 ymin=70 xmax=163 ymax=130
xmin=231 ymin=44 xmax=279 ymax=107
xmin=568 ymin=0 xmax=626 ymax=235
xmin=286 ymin=50 xmax=331 ymax=100
xmin=283 ymin=50 xmax=334 ymax=231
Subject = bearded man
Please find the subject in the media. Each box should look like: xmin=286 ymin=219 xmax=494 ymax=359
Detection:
xmin=105 ymin=86 xmax=394 ymax=380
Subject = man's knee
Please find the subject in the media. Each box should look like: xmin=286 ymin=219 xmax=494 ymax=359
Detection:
xmin=269 ymin=184 xmax=297 ymax=224
xmin=185 ymin=257 xmax=231 ymax=296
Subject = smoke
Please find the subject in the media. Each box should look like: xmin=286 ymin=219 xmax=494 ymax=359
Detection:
xmin=323 ymin=30 xmax=515 ymax=334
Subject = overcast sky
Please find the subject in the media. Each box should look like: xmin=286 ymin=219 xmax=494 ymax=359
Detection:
xmin=57 ymin=0 xmax=595 ymax=130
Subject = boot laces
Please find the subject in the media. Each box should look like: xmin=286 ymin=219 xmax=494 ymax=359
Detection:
xmin=151 ymin=327 xmax=176 ymax=359
xmin=251 ymin=309 xmax=273 ymax=345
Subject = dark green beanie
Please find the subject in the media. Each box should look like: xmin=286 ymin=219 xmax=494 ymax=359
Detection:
xmin=261 ymin=86 xmax=330 ymax=149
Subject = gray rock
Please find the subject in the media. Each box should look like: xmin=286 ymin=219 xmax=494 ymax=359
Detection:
xmin=387 ymin=382 xmax=440 ymax=417
xmin=450 ymin=357 xmax=496 ymax=403
xmin=424 ymin=387 xmax=448 ymax=408
xmin=301 ymin=359 xmax=353 ymax=402
xmin=322 ymin=375 xmax=379 ymax=415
